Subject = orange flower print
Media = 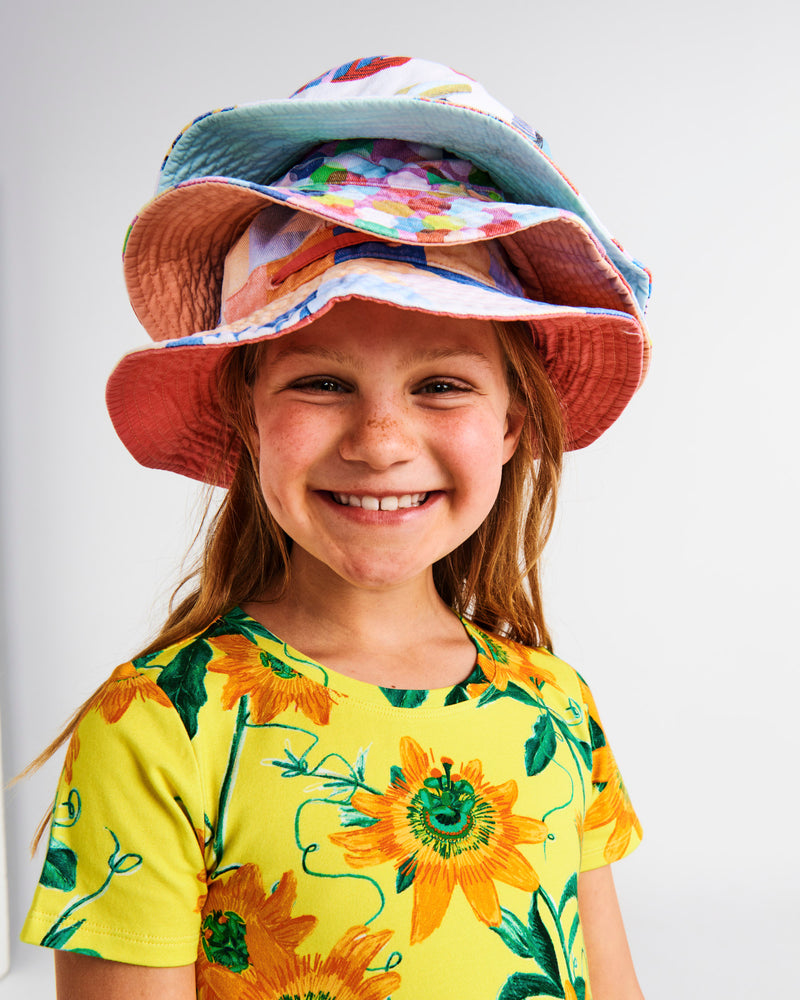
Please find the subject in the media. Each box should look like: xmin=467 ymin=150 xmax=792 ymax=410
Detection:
xmin=92 ymin=661 xmax=173 ymax=724
xmin=577 ymin=673 xmax=641 ymax=861
xmin=468 ymin=628 xmax=558 ymax=700
xmin=201 ymin=925 xmax=400 ymax=1000
xmin=196 ymin=866 xmax=315 ymax=999
xmin=64 ymin=662 xmax=173 ymax=781
xmin=331 ymin=736 xmax=548 ymax=943
xmin=584 ymin=744 xmax=642 ymax=863
xmin=208 ymin=634 xmax=338 ymax=724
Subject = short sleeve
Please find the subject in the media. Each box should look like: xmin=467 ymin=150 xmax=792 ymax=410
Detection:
xmin=21 ymin=662 xmax=207 ymax=966
xmin=576 ymin=673 xmax=642 ymax=871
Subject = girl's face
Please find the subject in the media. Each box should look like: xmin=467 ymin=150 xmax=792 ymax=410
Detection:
xmin=250 ymin=299 xmax=524 ymax=594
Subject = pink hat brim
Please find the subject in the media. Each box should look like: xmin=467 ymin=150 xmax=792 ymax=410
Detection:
xmin=108 ymin=253 xmax=645 ymax=485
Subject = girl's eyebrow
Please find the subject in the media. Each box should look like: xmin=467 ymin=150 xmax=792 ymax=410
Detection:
xmin=409 ymin=347 xmax=494 ymax=368
xmin=269 ymin=343 xmax=356 ymax=367
xmin=269 ymin=343 xmax=495 ymax=369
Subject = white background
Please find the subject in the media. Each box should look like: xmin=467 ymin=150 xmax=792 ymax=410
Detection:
xmin=1 ymin=0 xmax=798 ymax=996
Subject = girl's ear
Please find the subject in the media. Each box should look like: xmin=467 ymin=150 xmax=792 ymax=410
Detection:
xmin=502 ymin=398 xmax=526 ymax=464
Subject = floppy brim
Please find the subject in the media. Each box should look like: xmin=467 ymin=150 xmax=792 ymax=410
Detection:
xmin=157 ymin=98 xmax=651 ymax=311
xmin=124 ymin=176 xmax=647 ymax=346
xmin=107 ymin=255 xmax=646 ymax=486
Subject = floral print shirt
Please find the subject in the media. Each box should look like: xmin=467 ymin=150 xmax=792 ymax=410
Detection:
xmin=22 ymin=608 xmax=641 ymax=999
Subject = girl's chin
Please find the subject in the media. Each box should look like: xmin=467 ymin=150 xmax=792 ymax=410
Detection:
xmin=291 ymin=546 xmax=439 ymax=595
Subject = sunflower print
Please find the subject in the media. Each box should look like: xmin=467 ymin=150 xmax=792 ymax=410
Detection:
xmin=584 ymin=744 xmax=642 ymax=862
xmin=94 ymin=660 xmax=174 ymax=722
xmin=196 ymin=865 xmax=316 ymax=998
xmin=201 ymin=924 xmax=400 ymax=1000
xmin=64 ymin=661 xmax=173 ymax=782
xmin=467 ymin=628 xmax=559 ymax=700
xmin=576 ymin=673 xmax=641 ymax=862
xmin=207 ymin=633 xmax=338 ymax=724
xmin=22 ymin=607 xmax=642 ymax=994
xmin=331 ymin=736 xmax=548 ymax=943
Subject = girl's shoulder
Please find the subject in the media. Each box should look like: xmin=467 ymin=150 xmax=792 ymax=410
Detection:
xmin=463 ymin=620 xmax=594 ymax=715
xmin=102 ymin=607 xmax=276 ymax=736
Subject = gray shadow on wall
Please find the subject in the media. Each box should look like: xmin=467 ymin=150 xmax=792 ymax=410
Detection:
xmin=0 ymin=197 xmax=12 ymax=974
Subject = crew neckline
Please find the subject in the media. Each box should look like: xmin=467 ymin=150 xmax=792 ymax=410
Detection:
xmin=218 ymin=605 xmax=499 ymax=712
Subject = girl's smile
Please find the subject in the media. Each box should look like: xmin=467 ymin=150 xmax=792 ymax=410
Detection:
xmin=250 ymin=299 xmax=524 ymax=594
xmin=329 ymin=491 xmax=430 ymax=510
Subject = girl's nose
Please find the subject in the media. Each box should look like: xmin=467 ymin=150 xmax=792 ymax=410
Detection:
xmin=338 ymin=402 xmax=419 ymax=469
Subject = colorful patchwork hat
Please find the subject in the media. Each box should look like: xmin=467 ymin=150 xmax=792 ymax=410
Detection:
xmin=144 ymin=55 xmax=651 ymax=312
xmin=112 ymin=56 xmax=652 ymax=484
xmin=125 ymin=138 xmax=647 ymax=344
xmin=107 ymin=209 xmax=647 ymax=485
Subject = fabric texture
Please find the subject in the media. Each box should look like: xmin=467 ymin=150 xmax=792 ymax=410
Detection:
xmin=22 ymin=609 xmax=641 ymax=998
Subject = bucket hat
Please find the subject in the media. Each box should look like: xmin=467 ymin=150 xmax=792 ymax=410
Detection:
xmin=107 ymin=206 xmax=647 ymax=485
xmin=111 ymin=57 xmax=652 ymax=484
xmin=145 ymin=55 xmax=651 ymax=312
xmin=125 ymin=138 xmax=646 ymax=345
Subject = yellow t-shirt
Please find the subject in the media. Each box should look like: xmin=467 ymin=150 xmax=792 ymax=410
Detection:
xmin=22 ymin=607 xmax=641 ymax=999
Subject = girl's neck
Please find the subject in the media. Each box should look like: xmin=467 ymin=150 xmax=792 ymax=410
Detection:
xmin=242 ymin=553 xmax=475 ymax=689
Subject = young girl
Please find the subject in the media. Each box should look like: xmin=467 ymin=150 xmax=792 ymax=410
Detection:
xmin=22 ymin=57 xmax=650 ymax=999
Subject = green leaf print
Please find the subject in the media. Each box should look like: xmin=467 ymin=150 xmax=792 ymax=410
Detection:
xmin=525 ymin=714 xmax=558 ymax=776
xmin=40 ymin=837 xmax=78 ymax=892
xmin=524 ymin=892 xmax=562 ymax=986
xmin=380 ymin=687 xmax=428 ymax=708
xmin=497 ymin=971 xmax=565 ymax=999
xmin=551 ymin=714 xmax=593 ymax=770
xmin=491 ymin=908 xmax=537 ymax=958
xmin=443 ymin=685 xmax=469 ymax=706
xmin=157 ymin=640 xmax=211 ymax=739
xmin=443 ymin=660 xmax=489 ymax=705
xmin=206 ymin=607 xmax=275 ymax=644
xmin=567 ymin=911 xmax=580 ymax=954
xmin=39 ymin=829 xmax=143 ymax=951
xmin=573 ymin=976 xmax=587 ymax=1000
xmin=588 ymin=714 xmax=607 ymax=751
xmin=478 ymin=683 xmax=540 ymax=709
xmin=557 ymin=874 xmax=578 ymax=917
xmin=41 ymin=919 xmax=86 ymax=950
xmin=395 ymin=857 xmax=416 ymax=894
xmin=337 ymin=801 xmax=379 ymax=828
xmin=492 ymin=895 xmax=561 ymax=987
xmin=130 ymin=650 xmax=161 ymax=671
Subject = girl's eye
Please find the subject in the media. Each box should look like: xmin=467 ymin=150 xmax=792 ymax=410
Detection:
xmin=291 ymin=376 xmax=349 ymax=393
xmin=417 ymin=379 xmax=472 ymax=395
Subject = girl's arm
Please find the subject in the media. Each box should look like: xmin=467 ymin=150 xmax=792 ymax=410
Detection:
xmin=54 ymin=951 xmax=196 ymax=999
xmin=578 ymin=864 xmax=645 ymax=999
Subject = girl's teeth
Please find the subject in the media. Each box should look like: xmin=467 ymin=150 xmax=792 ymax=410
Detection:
xmin=333 ymin=492 xmax=428 ymax=509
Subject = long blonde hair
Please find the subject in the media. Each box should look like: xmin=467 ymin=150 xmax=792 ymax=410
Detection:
xmin=25 ymin=318 xmax=565 ymax=846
